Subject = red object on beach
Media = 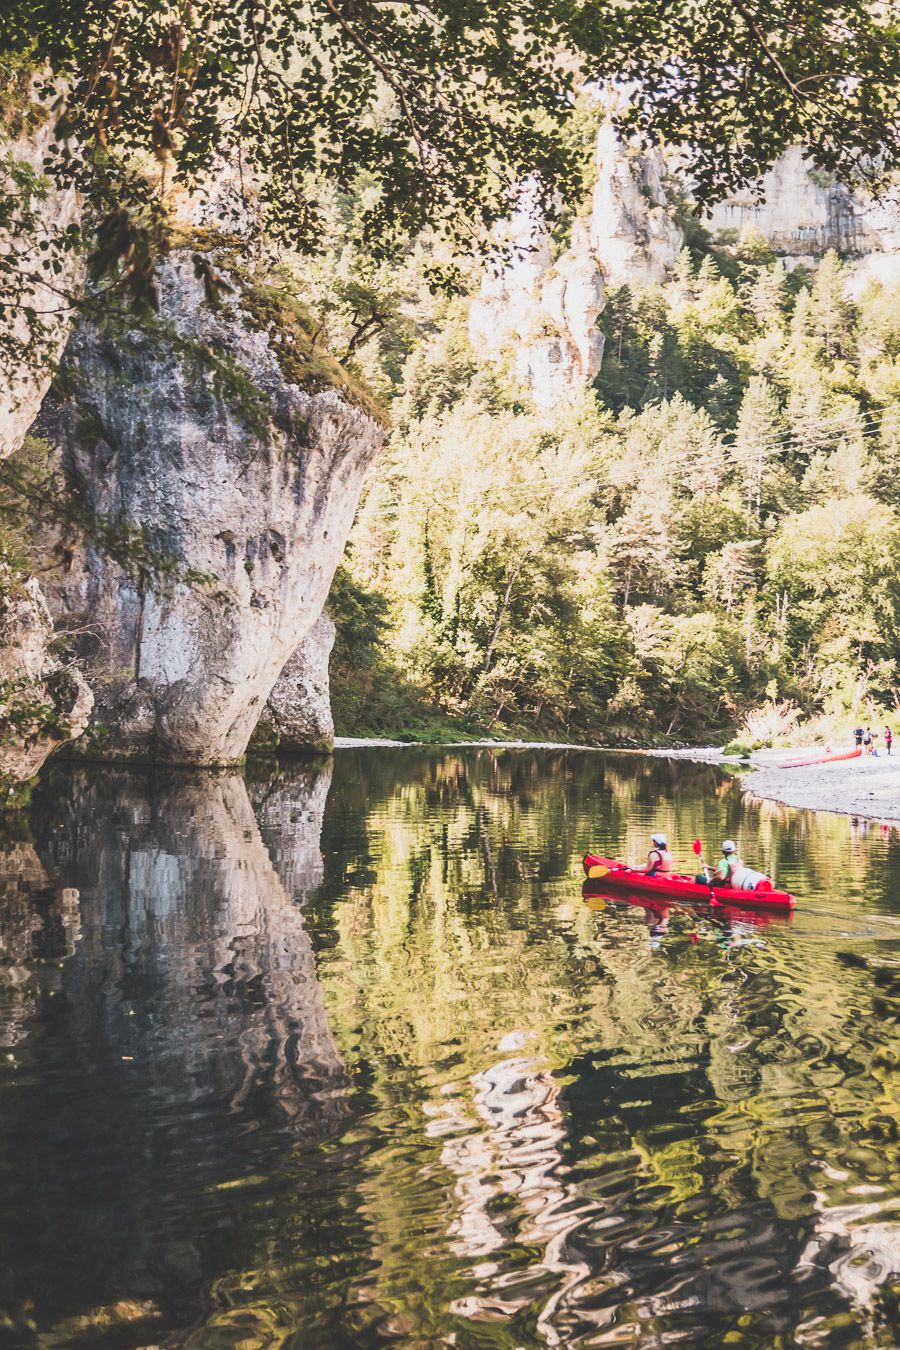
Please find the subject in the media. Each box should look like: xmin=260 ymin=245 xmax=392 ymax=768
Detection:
xmin=582 ymin=853 xmax=795 ymax=909
xmin=777 ymin=746 xmax=862 ymax=769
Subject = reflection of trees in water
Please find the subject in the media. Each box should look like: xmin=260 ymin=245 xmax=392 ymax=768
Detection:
xmin=314 ymin=748 xmax=900 ymax=1343
xmin=0 ymin=763 xmax=353 ymax=1345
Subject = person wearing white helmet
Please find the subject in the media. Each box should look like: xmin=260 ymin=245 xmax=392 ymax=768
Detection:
xmin=714 ymin=839 xmax=743 ymax=885
xmin=638 ymin=831 xmax=674 ymax=876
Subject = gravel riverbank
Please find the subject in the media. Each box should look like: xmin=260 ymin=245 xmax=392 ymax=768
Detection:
xmin=741 ymin=750 xmax=900 ymax=822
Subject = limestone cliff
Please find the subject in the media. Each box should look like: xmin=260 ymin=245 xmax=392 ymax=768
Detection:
xmin=0 ymin=73 xmax=81 ymax=459
xmin=468 ymin=183 xmax=607 ymax=415
xmin=0 ymin=568 xmax=92 ymax=783
xmin=0 ymin=80 xmax=92 ymax=782
xmin=590 ymin=121 xmax=683 ymax=288
xmin=38 ymin=250 xmax=384 ymax=766
xmin=706 ymin=144 xmax=900 ymax=287
xmin=470 ymin=122 xmax=900 ymax=413
xmin=468 ymin=125 xmax=681 ymax=413
xmin=256 ymin=613 xmax=336 ymax=754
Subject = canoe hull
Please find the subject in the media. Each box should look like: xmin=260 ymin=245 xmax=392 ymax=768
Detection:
xmin=583 ymin=881 xmax=793 ymax=926
xmin=778 ymin=746 xmax=861 ymax=769
xmin=582 ymin=853 xmax=795 ymax=909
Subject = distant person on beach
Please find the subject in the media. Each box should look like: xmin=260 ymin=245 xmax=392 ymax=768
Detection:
xmin=885 ymin=726 xmax=893 ymax=756
xmin=854 ymin=727 xmax=864 ymax=750
xmin=863 ymin=727 xmax=877 ymax=755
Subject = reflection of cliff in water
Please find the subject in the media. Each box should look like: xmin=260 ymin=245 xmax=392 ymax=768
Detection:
xmin=0 ymin=842 xmax=81 ymax=1051
xmin=0 ymin=762 xmax=350 ymax=1342
xmin=31 ymin=763 xmax=348 ymax=1134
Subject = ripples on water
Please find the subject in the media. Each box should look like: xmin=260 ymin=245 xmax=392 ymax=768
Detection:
xmin=0 ymin=748 xmax=898 ymax=1347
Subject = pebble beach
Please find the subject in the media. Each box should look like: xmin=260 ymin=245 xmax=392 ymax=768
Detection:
xmin=741 ymin=748 xmax=900 ymax=822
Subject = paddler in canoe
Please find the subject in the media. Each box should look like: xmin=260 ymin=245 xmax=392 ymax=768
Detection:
xmin=635 ymin=832 xmax=675 ymax=875
xmin=694 ymin=838 xmax=769 ymax=891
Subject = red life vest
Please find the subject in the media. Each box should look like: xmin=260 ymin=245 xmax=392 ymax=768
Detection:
xmin=648 ymin=847 xmax=674 ymax=874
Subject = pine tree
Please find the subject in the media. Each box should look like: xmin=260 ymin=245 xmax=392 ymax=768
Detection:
xmin=732 ymin=376 xmax=785 ymax=518
xmin=747 ymin=265 xmax=787 ymax=331
xmin=612 ymin=493 xmax=680 ymax=606
xmin=419 ymin=517 xmax=444 ymax=625
xmin=703 ymin=540 xmax=759 ymax=613
xmin=810 ymin=250 xmax=855 ymax=361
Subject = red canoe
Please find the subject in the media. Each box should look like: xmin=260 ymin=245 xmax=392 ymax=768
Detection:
xmin=777 ymin=746 xmax=861 ymax=769
xmin=582 ymin=882 xmax=793 ymax=927
xmin=582 ymin=853 xmax=795 ymax=909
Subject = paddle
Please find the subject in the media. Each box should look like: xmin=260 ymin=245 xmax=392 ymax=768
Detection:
xmin=692 ymin=837 xmax=713 ymax=884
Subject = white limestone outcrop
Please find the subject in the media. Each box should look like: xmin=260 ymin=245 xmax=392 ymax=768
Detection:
xmin=257 ymin=613 xmax=336 ymax=754
xmin=38 ymin=253 xmax=384 ymax=766
xmin=0 ymin=83 xmax=92 ymax=783
xmin=590 ymin=121 xmax=682 ymax=287
xmin=0 ymin=77 xmax=82 ymax=460
xmin=469 ymin=124 xmax=682 ymax=412
xmin=0 ymin=568 xmax=93 ymax=783
xmin=469 ymin=183 xmax=606 ymax=414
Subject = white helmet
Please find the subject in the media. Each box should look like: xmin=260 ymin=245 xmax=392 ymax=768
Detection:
xmin=651 ymin=832 xmax=667 ymax=847
xmin=722 ymin=839 xmax=737 ymax=854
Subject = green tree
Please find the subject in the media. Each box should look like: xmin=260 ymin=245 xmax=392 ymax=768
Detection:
xmin=611 ymin=493 xmax=680 ymax=607
xmin=731 ymin=375 xmax=786 ymax=517
xmin=809 ymin=250 xmax=856 ymax=362
xmin=766 ymin=496 xmax=900 ymax=689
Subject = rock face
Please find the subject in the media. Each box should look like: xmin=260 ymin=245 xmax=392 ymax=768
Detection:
xmin=469 ymin=125 xmax=682 ymax=412
xmin=0 ymin=568 xmax=92 ymax=782
xmin=0 ymin=83 xmax=91 ymax=783
xmin=590 ymin=121 xmax=683 ymax=288
xmin=470 ymin=119 xmax=900 ymax=415
xmin=469 ymin=184 xmax=607 ymax=414
xmin=39 ymin=252 xmax=384 ymax=765
xmin=256 ymin=613 xmax=336 ymax=753
xmin=706 ymin=146 xmax=855 ymax=260
xmin=706 ymin=145 xmax=900 ymax=288
xmin=0 ymin=78 xmax=82 ymax=460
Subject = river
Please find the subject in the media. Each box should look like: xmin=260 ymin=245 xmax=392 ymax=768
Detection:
xmin=1 ymin=748 xmax=899 ymax=1347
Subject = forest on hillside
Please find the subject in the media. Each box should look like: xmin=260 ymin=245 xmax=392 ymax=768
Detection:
xmin=315 ymin=216 xmax=900 ymax=746
xmin=4 ymin=0 xmax=900 ymax=771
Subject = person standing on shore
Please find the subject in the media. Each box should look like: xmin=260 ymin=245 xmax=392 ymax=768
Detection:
xmin=886 ymin=726 xmax=893 ymax=756
xmin=854 ymin=727 xmax=864 ymax=751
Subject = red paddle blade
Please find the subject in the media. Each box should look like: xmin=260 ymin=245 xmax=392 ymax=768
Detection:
xmin=692 ymin=838 xmax=703 ymax=855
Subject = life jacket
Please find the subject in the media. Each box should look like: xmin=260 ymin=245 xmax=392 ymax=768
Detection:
xmin=719 ymin=853 xmax=743 ymax=881
xmin=648 ymin=847 xmax=674 ymax=874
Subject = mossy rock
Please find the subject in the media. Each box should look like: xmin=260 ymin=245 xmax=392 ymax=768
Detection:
xmin=239 ymin=280 xmax=386 ymax=424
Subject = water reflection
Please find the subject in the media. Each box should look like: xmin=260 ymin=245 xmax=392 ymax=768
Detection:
xmin=33 ymin=765 xmax=348 ymax=1135
xmin=1 ymin=747 xmax=899 ymax=1347
xmin=0 ymin=842 xmax=80 ymax=1052
xmin=0 ymin=762 xmax=350 ymax=1344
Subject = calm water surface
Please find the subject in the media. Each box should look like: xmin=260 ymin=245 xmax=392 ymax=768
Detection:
xmin=1 ymin=748 xmax=899 ymax=1348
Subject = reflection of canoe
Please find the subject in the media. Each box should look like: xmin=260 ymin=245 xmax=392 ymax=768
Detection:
xmin=582 ymin=881 xmax=792 ymax=927
xmin=582 ymin=853 xmax=795 ymax=909
xmin=777 ymin=746 xmax=861 ymax=769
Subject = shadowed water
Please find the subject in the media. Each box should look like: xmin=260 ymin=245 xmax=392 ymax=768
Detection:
xmin=0 ymin=748 xmax=899 ymax=1347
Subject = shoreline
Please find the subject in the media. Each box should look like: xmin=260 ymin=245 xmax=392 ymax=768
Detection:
xmin=739 ymin=751 xmax=900 ymax=824
xmin=333 ymin=736 xmax=733 ymax=757
xmin=335 ymin=736 xmax=900 ymax=824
